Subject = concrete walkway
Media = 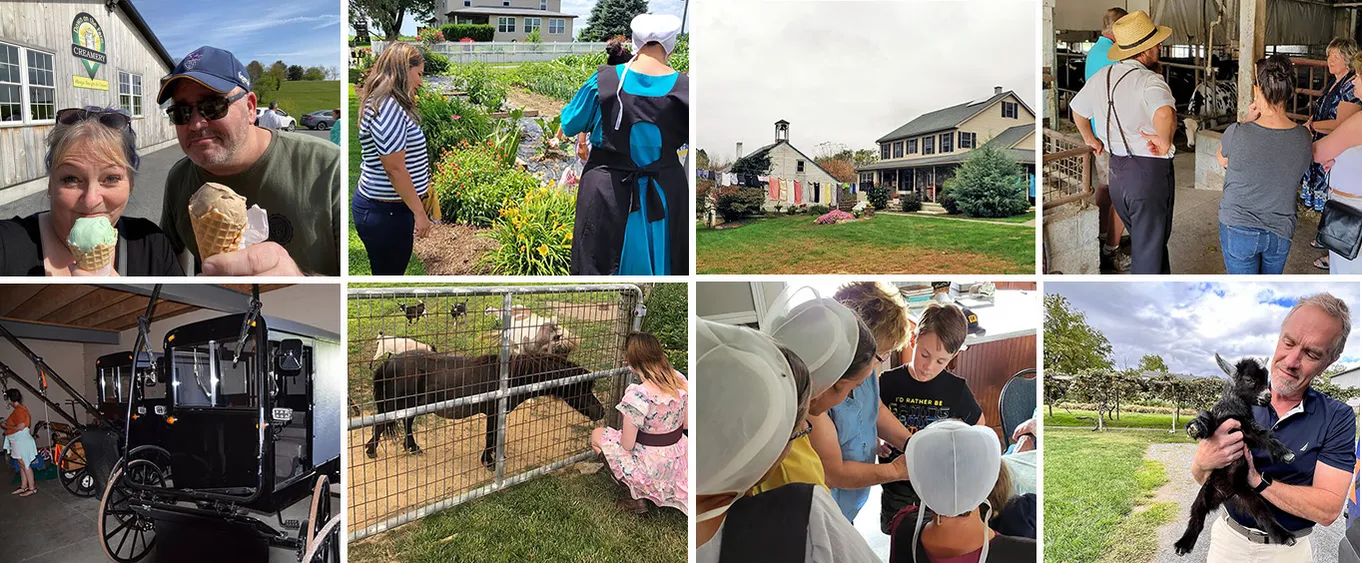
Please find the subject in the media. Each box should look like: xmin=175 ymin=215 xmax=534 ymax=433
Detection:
xmin=1145 ymin=442 xmax=1343 ymax=563
xmin=879 ymin=211 xmax=1036 ymax=227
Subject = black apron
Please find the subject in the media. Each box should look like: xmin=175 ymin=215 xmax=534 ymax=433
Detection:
xmin=570 ymin=65 xmax=690 ymax=275
xmin=718 ymin=482 xmax=813 ymax=562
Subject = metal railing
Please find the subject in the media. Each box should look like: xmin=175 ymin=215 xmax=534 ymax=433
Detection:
xmin=373 ymin=40 xmax=607 ymax=63
xmin=346 ymin=285 xmax=644 ymax=541
xmin=1042 ymin=129 xmax=1093 ymax=211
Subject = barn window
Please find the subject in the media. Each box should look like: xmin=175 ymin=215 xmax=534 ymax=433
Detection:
xmin=524 ymin=18 xmax=542 ymax=32
xmin=549 ymin=19 xmax=565 ymax=34
xmin=1002 ymin=101 xmax=1018 ymax=118
xmin=922 ymin=136 xmax=935 ymax=155
xmin=0 ymin=42 xmax=55 ymax=125
xmin=939 ymin=132 xmax=953 ymax=153
xmin=959 ymin=132 xmax=976 ymax=149
xmin=797 ymin=160 xmax=805 ymax=173
xmin=498 ymin=17 xmax=516 ymax=33
xmin=907 ymin=138 xmax=917 ymax=154
xmin=893 ymin=141 xmax=903 ymax=159
xmin=881 ymin=143 xmax=890 ymax=160
xmin=119 ymin=72 xmax=144 ymax=117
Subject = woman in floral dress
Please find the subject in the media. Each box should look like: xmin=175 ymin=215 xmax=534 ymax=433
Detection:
xmin=591 ymin=332 xmax=687 ymax=514
xmin=1304 ymin=38 xmax=1362 ymax=269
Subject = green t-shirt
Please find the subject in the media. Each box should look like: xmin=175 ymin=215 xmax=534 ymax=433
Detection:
xmin=161 ymin=130 xmax=341 ymax=275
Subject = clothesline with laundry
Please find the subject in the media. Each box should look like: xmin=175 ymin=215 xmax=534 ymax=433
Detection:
xmin=695 ymin=169 xmax=862 ymax=204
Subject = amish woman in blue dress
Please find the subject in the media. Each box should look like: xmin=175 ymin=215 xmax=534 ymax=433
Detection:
xmin=560 ymin=14 xmax=689 ymax=275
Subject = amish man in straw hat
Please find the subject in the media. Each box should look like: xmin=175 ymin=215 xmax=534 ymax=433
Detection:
xmin=1069 ymin=11 xmax=1178 ymax=274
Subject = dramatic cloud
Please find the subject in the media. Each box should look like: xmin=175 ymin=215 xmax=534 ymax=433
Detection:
xmin=1046 ymin=282 xmax=1362 ymax=377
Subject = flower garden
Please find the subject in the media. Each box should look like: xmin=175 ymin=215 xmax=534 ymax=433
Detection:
xmin=348 ymin=38 xmax=689 ymax=275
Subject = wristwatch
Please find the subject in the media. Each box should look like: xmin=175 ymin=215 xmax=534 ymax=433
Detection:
xmin=1253 ymin=473 xmax=1273 ymax=494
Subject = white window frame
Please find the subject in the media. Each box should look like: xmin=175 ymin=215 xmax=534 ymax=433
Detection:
xmin=549 ymin=18 xmax=565 ymax=34
xmin=0 ymin=41 xmax=56 ymax=127
xmin=1002 ymin=101 xmax=1018 ymax=119
xmin=922 ymin=136 xmax=935 ymax=155
xmin=498 ymin=17 xmax=516 ymax=33
xmin=118 ymin=71 xmax=144 ymax=118
xmin=540 ymin=0 xmax=548 ymax=9
xmin=525 ymin=18 xmax=542 ymax=33
xmin=939 ymin=132 xmax=953 ymax=153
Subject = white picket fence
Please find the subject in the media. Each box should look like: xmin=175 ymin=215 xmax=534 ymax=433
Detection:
xmin=371 ymin=41 xmax=607 ymax=64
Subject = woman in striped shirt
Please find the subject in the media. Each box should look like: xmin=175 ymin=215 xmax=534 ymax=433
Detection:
xmin=353 ymin=42 xmax=433 ymax=275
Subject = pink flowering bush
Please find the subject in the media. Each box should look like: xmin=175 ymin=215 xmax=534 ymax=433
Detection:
xmin=814 ymin=210 xmax=855 ymax=225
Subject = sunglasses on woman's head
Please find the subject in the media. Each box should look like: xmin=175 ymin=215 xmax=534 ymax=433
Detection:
xmin=56 ymin=108 xmax=131 ymax=130
xmin=165 ymin=91 xmax=247 ymax=126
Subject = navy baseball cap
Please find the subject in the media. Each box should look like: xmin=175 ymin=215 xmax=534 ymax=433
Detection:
xmin=156 ymin=46 xmax=251 ymax=104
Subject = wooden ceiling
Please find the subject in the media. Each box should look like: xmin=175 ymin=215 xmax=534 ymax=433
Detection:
xmin=0 ymin=285 xmax=288 ymax=332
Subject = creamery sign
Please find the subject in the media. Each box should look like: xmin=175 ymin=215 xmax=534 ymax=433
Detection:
xmin=71 ymin=12 xmax=108 ymax=90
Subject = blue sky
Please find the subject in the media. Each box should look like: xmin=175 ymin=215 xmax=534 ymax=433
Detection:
xmin=366 ymin=0 xmax=691 ymax=37
xmin=135 ymin=0 xmax=342 ymax=70
xmin=1047 ymin=282 xmax=1362 ymax=377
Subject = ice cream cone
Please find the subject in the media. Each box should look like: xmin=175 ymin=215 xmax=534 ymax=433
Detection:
xmin=73 ymin=241 xmax=115 ymax=271
xmin=187 ymin=182 xmax=248 ymax=260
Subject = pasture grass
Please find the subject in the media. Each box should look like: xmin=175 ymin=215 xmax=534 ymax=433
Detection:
xmin=1045 ymin=408 xmax=1193 ymax=431
xmin=696 ymin=213 xmax=1034 ymax=274
xmin=256 ymin=80 xmax=342 ymax=122
xmin=1044 ymin=428 xmax=1191 ymax=563
xmin=347 ymin=469 xmax=686 ymax=563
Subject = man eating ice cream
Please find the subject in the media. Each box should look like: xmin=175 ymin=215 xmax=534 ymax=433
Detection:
xmin=158 ymin=46 xmax=340 ymax=276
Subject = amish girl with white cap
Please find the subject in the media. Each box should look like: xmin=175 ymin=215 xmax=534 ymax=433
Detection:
xmin=695 ymin=319 xmax=878 ymax=562
xmin=748 ymin=286 xmax=910 ymax=498
xmin=560 ymin=13 xmax=688 ymax=276
xmin=888 ymin=420 xmax=1037 ymax=563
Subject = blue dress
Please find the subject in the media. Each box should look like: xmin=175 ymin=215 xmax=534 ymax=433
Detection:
xmin=826 ymin=368 xmax=882 ymax=522
xmin=561 ymin=65 xmax=683 ymax=275
xmin=1302 ymin=72 xmax=1361 ymax=211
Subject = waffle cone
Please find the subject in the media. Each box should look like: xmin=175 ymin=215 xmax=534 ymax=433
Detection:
xmin=72 ymin=242 xmax=115 ymax=271
xmin=190 ymin=208 xmax=247 ymax=260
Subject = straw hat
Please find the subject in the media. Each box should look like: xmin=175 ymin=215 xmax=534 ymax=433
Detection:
xmin=1107 ymin=11 xmax=1171 ymax=61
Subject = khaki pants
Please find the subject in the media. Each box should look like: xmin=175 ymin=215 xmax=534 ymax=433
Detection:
xmin=1207 ymin=513 xmax=1313 ymax=563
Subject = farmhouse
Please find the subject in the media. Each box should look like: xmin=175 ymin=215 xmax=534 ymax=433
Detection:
xmin=857 ymin=87 xmax=1036 ymax=202
xmin=434 ymin=0 xmax=578 ymax=42
xmin=737 ymin=120 xmax=844 ymax=209
xmin=0 ymin=0 xmax=176 ymax=193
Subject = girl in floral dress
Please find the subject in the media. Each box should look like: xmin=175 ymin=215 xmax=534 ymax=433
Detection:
xmin=590 ymin=332 xmax=687 ymax=514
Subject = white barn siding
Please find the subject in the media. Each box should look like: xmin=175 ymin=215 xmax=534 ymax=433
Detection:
xmin=765 ymin=143 xmax=840 ymax=206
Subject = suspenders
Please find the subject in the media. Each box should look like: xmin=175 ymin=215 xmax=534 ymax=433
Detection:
xmin=1105 ymin=65 xmax=1140 ymax=156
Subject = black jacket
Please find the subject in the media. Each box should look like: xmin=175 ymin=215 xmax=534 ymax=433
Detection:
xmin=0 ymin=214 xmax=184 ymax=276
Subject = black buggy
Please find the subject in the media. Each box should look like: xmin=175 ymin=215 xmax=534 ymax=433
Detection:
xmin=54 ymin=351 xmax=168 ymax=498
xmin=95 ymin=292 xmax=343 ymax=563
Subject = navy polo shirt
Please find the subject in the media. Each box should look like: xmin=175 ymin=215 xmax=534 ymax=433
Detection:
xmin=1225 ymin=387 xmax=1355 ymax=532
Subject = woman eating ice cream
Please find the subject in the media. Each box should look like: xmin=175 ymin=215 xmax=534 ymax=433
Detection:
xmin=0 ymin=107 xmax=183 ymax=276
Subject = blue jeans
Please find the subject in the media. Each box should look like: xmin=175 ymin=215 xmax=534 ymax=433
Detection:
xmin=352 ymin=191 xmax=415 ymax=275
xmin=1219 ymin=223 xmax=1290 ymax=275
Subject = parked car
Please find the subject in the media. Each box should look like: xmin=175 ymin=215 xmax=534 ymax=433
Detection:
xmin=254 ymin=107 xmax=297 ymax=131
xmin=301 ymin=110 xmax=336 ymax=130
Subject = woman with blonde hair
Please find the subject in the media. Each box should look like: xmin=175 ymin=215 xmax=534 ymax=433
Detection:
xmin=0 ymin=107 xmax=182 ymax=275
xmin=353 ymin=42 xmax=433 ymax=275
xmin=590 ymin=332 xmax=687 ymax=514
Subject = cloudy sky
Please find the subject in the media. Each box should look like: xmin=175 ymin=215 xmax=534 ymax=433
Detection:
xmin=1047 ymin=282 xmax=1362 ymax=377
xmin=693 ymin=0 xmax=1037 ymax=162
xmin=386 ymin=0 xmax=691 ymax=37
xmin=137 ymin=0 xmax=341 ymax=69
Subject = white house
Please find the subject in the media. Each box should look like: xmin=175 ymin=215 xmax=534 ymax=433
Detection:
xmin=434 ymin=0 xmax=578 ymax=42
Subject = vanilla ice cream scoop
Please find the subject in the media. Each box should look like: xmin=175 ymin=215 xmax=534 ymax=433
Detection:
xmin=188 ymin=182 xmax=249 ymax=259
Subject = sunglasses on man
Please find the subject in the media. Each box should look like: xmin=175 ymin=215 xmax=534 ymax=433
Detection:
xmin=164 ymin=91 xmax=247 ymax=126
xmin=56 ymin=108 xmax=131 ymax=130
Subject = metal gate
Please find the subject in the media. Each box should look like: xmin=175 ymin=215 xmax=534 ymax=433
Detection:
xmin=346 ymin=285 xmax=645 ymax=541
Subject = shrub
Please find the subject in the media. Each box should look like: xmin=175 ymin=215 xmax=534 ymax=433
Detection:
xmin=450 ymin=62 xmax=507 ymax=111
xmin=945 ymin=145 xmax=1029 ymax=218
xmin=417 ymin=28 xmax=445 ymax=45
xmin=809 ymin=204 xmax=831 ymax=215
xmin=421 ymin=48 xmax=450 ymax=75
xmin=868 ymin=184 xmax=890 ymax=210
xmin=440 ymin=23 xmax=495 ymax=42
xmin=416 ymin=88 xmax=493 ymax=157
xmin=900 ymin=192 xmax=921 ymax=212
xmin=714 ymin=187 xmax=766 ymax=220
xmin=940 ymin=186 xmax=961 ymax=214
xmin=479 ymin=186 xmax=575 ymax=275
xmin=431 ymin=141 xmax=538 ymax=227
xmin=641 ymin=283 xmax=688 ymax=372
xmin=815 ymin=210 xmax=855 ymax=224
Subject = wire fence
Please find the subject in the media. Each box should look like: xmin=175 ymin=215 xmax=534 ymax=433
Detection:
xmin=1042 ymin=129 xmax=1092 ymax=211
xmin=372 ymin=40 xmax=608 ymax=63
xmin=346 ymin=285 xmax=644 ymax=541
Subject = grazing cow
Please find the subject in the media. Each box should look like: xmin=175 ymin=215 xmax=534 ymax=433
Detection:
xmin=398 ymin=301 xmax=427 ymax=325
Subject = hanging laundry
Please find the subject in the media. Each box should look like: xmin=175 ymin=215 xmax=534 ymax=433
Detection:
xmin=794 ymin=180 xmax=803 ymax=205
xmin=823 ymin=183 xmax=831 ymax=205
xmin=768 ymin=177 xmax=780 ymax=200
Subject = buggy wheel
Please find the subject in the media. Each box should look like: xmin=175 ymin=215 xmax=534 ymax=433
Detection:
xmin=98 ymin=460 xmax=163 ymax=563
xmin=58 ymin=435 xmax=96 ymax=497
xmin=302 ymin=475 xmax=339 ymax=562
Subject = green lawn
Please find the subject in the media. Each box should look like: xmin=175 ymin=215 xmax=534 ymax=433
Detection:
xmin=956 ymin=210 xmax=1034 ymax=224
xmin=1045 ymin=428 xmax=1191 ymax=563
xmin=256 ymin=80 xmax=341 ymax=123
xmin=348 ymin=470 xmax=686 ymax=563
xmin=347 ymin=84 xmax=425 ymax=276
xmin=696 ymin=213 xmax=1034 ymax=274
xmin=1046 ymin=409 xmax=1195 ymax=431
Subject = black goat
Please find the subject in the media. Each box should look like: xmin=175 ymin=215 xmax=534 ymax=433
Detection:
xmin=398 ymin=301 xmax=427 ymax=324
xmin=1174 ymin=354 xmax=1297 ymax=555
xmin=450 ymin=300 xmax=468 ymax=320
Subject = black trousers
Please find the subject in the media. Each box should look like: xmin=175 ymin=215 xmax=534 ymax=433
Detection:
xmin=1109 ymin=154 xmax=1175 ymax=274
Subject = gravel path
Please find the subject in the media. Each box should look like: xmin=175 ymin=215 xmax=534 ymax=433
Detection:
xmin=1146 ymin=442 xmax=1343 ymax=563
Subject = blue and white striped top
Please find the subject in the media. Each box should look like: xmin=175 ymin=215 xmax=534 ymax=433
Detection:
xmin=357 ymin=97 xmax=429 ymax=201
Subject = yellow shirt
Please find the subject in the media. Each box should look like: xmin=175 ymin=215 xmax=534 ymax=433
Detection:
xmin=747 ymin=434 xmax=828 ymax=496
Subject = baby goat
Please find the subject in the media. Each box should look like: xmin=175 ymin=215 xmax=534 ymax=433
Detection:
xmin=398 ymin=301 xmax=427 ymax=325
xmin=1174 ymin=354 xmax=1297 ymax=555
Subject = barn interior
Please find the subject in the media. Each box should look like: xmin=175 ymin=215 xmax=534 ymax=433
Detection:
xmin=1042 ymin=0 xmax=1361 ymax=274
xmin=0 ymin=284 xmax=339 ymax=563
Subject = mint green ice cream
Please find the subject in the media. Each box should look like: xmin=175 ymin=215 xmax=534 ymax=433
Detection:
xmin=67 ymin=216 xmax=118 ymax=252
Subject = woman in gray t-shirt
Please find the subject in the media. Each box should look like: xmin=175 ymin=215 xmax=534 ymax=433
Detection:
xmin=1216 ymin=55 xmax=1315 ymax=274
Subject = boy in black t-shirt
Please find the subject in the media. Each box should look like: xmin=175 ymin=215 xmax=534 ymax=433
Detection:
xmin=878 ymin=302 xmax=984 ymax=534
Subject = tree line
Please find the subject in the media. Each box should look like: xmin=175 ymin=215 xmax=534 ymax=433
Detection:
xmin=244 ymin=60 xmax=340 ymax=93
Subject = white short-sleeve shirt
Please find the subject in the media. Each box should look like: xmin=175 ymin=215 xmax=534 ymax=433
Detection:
xmin=1070 ymin=59 xmax=1177 ymax=159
